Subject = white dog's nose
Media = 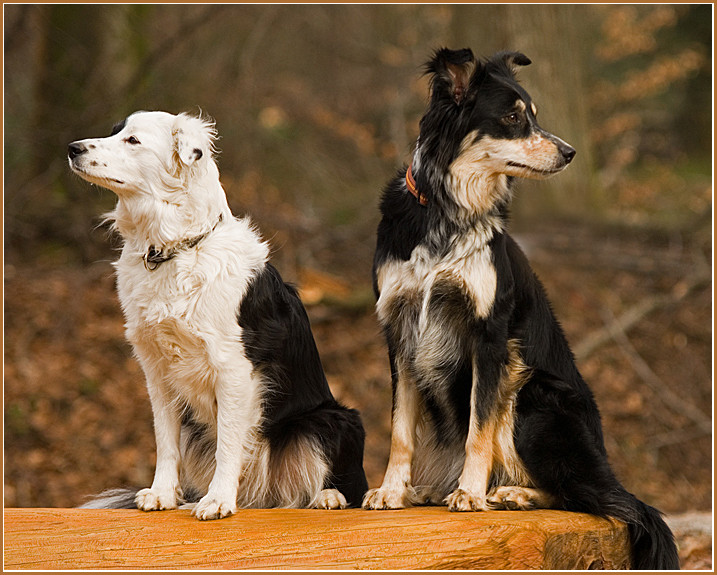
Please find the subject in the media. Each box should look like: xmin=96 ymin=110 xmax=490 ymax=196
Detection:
xmin=68 ymin=141 xmax=87 ymax=160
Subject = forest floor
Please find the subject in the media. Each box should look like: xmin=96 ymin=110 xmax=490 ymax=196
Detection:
xmin=4 ymin=218 xmax=712 ymax=569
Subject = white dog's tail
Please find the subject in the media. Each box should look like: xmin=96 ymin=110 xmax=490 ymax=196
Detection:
xmin=78 ymin=488 xmax=139 ymax=509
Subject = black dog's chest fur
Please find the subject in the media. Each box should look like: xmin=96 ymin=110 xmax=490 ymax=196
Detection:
xmin=375 ymin=227 xmax=514 ymax=439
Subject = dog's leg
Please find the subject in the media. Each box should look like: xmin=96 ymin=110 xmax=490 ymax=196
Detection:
xmin=193 ymin=358 xmax=257 ymax=520
xmin=486 ymin=486 xmax=556 ymax=510
xmin=445 ymin=417 xmax=495 ymax=511
xmin=316 ymin=489 xmax=348 ymax=510
xmin=446 ymin=359 xmax=496 ymax=512
xmin=136 ymin=377 xmax=182 ymax=511
xmin=362 ymin=368 xmax=419 ymax=509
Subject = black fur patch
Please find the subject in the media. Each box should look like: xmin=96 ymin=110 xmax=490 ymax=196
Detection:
xmin=238 ymin=263 xmax=368 ymax=506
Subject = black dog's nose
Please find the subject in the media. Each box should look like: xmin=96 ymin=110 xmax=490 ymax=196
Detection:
xmin=68 ymin=142 xmax=87 ymax=160
xmin=560 ymin=144 xmax=576 ymax=164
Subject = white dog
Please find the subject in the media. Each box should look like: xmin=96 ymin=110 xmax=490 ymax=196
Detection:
xmin=68 ymin=111 xmax=368 ymax=520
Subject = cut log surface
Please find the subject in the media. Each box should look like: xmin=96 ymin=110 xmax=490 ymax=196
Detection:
xmin=3 ymin=507 xmax=630 ymax=570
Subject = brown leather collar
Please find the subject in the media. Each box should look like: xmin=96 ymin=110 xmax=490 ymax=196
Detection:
xmin=143 ymin=214 xmax=223 ymax=271
xmin=406 ymin=163 xmax=428 ymax=206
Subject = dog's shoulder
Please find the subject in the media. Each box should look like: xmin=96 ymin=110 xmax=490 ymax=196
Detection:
xmin=501 ymin=233 xmax=548 ymax=303
xmin=374 ymin=172 xmax=429 ymax=276
xmin=210 ymin=215 xmax=270 ymax=270
xmin=239 ymin=262 xmax=299 ymax=325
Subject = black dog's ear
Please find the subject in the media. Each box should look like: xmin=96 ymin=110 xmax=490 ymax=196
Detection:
xmin=495 ymin=51 xmax=532 ymax=74
xmin=426 ymin=47 xmax=479 ymax=105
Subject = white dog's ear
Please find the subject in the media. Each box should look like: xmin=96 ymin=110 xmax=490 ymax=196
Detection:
xmin=173 ymin=113 xmax=216 ymax=167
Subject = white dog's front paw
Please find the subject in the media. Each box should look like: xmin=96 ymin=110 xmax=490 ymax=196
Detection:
xmin=316 ymin=489 xmax=348 ymax=510
xmin=192 ymin=494 xmax=237 ymax=520
xmin=135 ymin=487 xmax=178 ymax=511
xmin=445 ymin=488 xmax=487 ymax=512
xmin=362 ymin=486 xmax=413 ymax=510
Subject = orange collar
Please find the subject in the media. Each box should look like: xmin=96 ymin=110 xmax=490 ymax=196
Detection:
xmin=406 ymin=163 xmax=428 ymax=206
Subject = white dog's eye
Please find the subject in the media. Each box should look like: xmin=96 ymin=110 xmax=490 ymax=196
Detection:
xmin=125 ymin=136 xmax=141 ymax=145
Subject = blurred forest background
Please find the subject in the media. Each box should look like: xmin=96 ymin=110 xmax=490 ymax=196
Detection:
xmin=3 ymin=5 xmax=713 ymax=566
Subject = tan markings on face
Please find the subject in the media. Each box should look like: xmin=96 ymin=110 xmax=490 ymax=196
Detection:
xmin=447 ymin=132 xmax=511 ymax=214
xmin=514 ymin=132 xmax=561 ymax=164
xmin=515 ymin=99 xmax=526 ymax=112
xmin=530 ymin=102 xmax=538 ymax=117
xmin=447 ymin=127 xmax=566 ymax=213
xmin=463 ymin=132 xmax=565 ymax=178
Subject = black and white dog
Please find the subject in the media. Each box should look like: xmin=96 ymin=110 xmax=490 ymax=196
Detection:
xmin=362 ymin=49 xmax=678 ymax=570
xmin=68 ymin=111 xmax=368 ymax=519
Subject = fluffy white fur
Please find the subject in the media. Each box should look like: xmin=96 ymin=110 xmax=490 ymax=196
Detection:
xmin=69 ymin=111 xmax=344 ymax=519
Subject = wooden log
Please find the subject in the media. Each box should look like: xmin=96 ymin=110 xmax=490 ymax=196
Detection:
xmin=3 ymin=507 xmax=630 ymax=570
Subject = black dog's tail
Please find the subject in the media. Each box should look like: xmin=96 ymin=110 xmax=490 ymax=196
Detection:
xmin=517 ymin=372 xmax=679 ymax=569
xmin=601 ymin=489 xmax=679 ymax=570
xmin=78 ymin=488 xmax=139 ymax=509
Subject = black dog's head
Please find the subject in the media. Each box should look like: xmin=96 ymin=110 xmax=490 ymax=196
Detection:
xmin=414 ymin=48 xmax=575 ymax=214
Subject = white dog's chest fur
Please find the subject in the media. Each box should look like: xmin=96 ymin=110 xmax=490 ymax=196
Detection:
xmin=116 ymin=218 xmax=269 ymax=425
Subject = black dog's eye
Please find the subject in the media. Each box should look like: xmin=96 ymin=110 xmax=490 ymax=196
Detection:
xmin=504 ymin=113 xmax=520 ymax=125
xmin=125 ymin=136 xmax=141 ymax=145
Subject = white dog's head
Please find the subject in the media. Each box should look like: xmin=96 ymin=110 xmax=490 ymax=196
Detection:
xmin=68 ymin=110 xmax=217 ymax=195
xmin=69 ymin=111 xmax=230 ymax=248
